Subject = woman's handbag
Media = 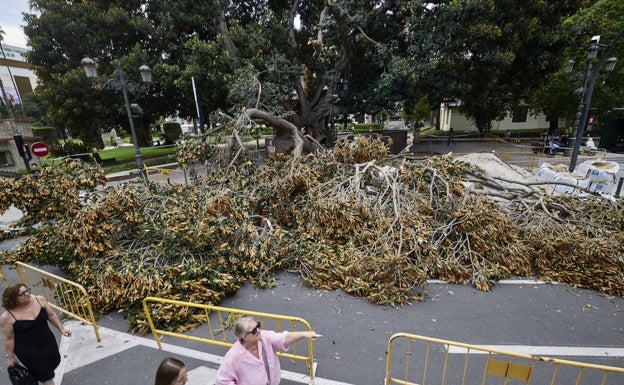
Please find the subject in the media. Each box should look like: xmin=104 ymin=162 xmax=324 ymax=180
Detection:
xmin=7 ymin=363 xmax=38 ymax=385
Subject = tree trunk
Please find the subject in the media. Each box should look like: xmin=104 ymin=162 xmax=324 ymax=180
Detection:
xmin=239 ymin=108 xmax=322 ymax=158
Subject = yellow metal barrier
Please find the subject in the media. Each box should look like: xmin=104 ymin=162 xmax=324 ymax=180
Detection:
xmin=142 ymin=297 xmax=317 ymax=380
xmin=144 ymin=164 xmax=188 ymax=184
xmin=14 ymin=262 xmax=101 ymax=341
xmin=528 ymin=153 xmax=572 ymax=172
xmin=0 ymin=267 xmax=7 ymax=287
xmin=385 ymin=333 xmax=624 ymax=385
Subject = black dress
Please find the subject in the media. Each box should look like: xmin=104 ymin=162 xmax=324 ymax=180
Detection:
xmin=9 ymin=299 xmax=61 ymax=382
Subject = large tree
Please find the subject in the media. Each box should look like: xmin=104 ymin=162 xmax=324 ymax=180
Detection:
xmin=528 ymin=0 xmax=624 ymax=131
xmin=22 ymin=0 xmax=602 ymax=148
xmin=212 ymin=0 xmax=423 ymax=145
xmin=22 ymin=0 xmax=425 ymax=149
xmin=23 ymin=1 xmax=156 ymax=148
xmin=407 ymin=0 xmax=587 ymax=133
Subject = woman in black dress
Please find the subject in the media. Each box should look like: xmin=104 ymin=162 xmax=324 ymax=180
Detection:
xmin=0 ymin=283 xmax=71 ymax=385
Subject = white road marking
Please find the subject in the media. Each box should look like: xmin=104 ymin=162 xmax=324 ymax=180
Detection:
xmin=59 ymin=320 xmax=352 ymax=385
xmin=426 ymin=278 xmax=551 ymax=285
xmin=448 ymin=345 xmax=624 ymax=357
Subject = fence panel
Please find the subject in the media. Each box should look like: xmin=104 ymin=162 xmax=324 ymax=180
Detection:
xmin=14 ymin=262 xmax=100 ymax=341
xmin=0 ymin=267 xmax=7 ymax=287
xmin=385 ymin=333 xmax=624 ymax=385
xmin=142 ymin=296 xmax=317 ymax=380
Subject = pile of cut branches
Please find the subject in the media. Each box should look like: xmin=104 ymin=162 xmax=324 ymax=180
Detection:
xmin=1 ymin=138 xmax=622 ymax=333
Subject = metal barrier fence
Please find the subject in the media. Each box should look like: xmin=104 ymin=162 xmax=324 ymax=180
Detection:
xmin=385 ymin=333 xmax=624 ymax=385
xmin=0 ymin=267 xmax=7 ymax=286
xmin=526 ymin=148 xmax=607 ymax=172
xmin=142 ymin=297 xmax=317 ymax=380
xmin=143 ymin=164 xmax=191 ymax=185
xmin=13 ymin=262 xmax=101 ymax=341
xmin=527 ymin=153 xmax=572 ymax=172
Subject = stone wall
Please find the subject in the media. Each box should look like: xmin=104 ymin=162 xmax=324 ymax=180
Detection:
xmin=0 ymin=118 xmax=35 ymax=174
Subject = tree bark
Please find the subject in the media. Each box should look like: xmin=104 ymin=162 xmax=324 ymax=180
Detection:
xmin=239 ymin=108 xmax=322 ymax=158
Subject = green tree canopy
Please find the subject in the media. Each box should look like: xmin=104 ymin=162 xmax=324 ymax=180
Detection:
xmin=407 ymin=0 xmax=586 ymax=133
xmin=22 ymin=0 xmax=614 ymax=145
xmin=564 ymin=0 xmax=624 ymax=120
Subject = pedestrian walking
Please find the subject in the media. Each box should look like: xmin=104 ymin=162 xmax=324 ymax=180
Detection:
xmin=447 ymin=127 xmax=455 ymax=146
xmin=92 ymin=147 xmax=103 ymax=167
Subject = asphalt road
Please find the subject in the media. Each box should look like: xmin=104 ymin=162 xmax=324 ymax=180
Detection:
xmin=0 ymin=266 xmax=623 ymax=385
xmin=115 ymin=136 xmax=624 ymax=195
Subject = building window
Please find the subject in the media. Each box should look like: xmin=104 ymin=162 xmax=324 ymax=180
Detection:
xmin=0 ymin=151 xmax=16 ymax=167
xmin=512 ymin=109 xmax=528 ymax=123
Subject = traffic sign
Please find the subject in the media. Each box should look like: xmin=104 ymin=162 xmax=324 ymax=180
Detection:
xmin=31 ymin=142 xmax=50 ymax=157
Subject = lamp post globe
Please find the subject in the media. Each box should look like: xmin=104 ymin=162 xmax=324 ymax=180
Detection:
xmin=81 ymin=57 xmax=152 ymax=176
xmin=81 ymin=57 xmax=98 ymax=79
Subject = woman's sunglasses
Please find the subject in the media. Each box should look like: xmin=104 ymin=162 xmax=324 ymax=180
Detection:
xmin=246 ymin=321 xmax=261 ymax=336
xmin=18 ymin=288 xmax=30 ymax=297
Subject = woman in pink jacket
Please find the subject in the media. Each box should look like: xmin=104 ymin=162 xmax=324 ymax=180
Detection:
xmin=216 ymin=316 xmax=321 ymax=385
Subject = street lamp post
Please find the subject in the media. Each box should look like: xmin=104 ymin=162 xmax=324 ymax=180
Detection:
xmin=567 ymin=31 xmax=623 ymax=172
xmin=564 ymin=48 xmax=596 ymax=159
xmin=81 ymin=57 xmax=152 ymax=173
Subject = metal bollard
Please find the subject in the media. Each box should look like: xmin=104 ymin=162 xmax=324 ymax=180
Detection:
xmin=616 ymin=177 xmax=624 ymax=197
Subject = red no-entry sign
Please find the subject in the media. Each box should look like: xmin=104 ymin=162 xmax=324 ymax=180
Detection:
xmin=31 ymin=142 xmax=50 ymax=157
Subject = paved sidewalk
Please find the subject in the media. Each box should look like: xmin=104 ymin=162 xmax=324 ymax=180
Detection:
xmin=56 ymin=319 xmax=349 ymax=385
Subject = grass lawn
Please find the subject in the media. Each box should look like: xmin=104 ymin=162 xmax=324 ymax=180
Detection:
xmin=100 ymin=145 xmax=177 ymax=162
xmin=36 ymin=144 xmax=178 ymax=175
xmin=100 ymin=145 xmax=178 ymax=173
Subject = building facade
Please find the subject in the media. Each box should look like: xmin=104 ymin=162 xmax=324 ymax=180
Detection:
xmin=439 ymin=103 xmax=565 ymax=133
xmin=1 ymin=44 xmax=38 ymax=174
xmin=0 ymin=44 xmax=37 ymax=104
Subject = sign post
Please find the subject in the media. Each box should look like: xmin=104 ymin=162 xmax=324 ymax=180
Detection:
xmin=30 ymin=142 xmax=50 ymax=158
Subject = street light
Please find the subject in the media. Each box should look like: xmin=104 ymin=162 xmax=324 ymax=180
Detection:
xmin=567 ymin=30 xmax=623 ymax=172
xmin=81 ymin=57 xmax=152 ymax=173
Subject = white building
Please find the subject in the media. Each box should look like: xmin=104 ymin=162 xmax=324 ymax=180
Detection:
xmin=439 ymin=102 xmax=564 ymax=133
xmin=0 ymin=44 xmax=37 ymax=104
xmin=1 ymin=44 xmax=38 ymax=174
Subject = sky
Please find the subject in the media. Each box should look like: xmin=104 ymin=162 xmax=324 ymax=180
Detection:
xmin=0 ymin=0 xmax=31 ymax=47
